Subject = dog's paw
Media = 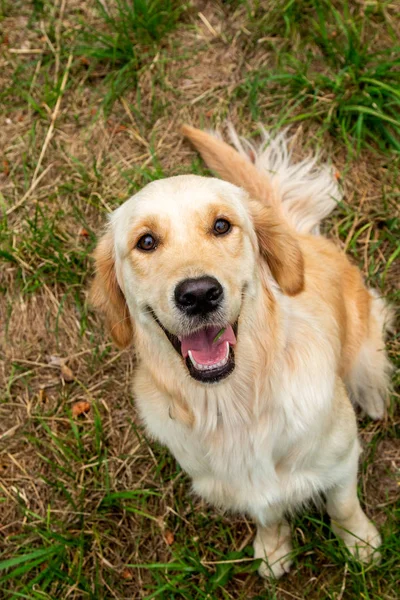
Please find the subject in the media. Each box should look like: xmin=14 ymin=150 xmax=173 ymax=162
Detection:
xmin=332 ymin=517 xmax=381 ymax=564
xmin=254 ymin=523 xmax=293 ymax=579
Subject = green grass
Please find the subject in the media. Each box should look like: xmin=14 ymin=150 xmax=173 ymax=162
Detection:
xmin=0 ymin=205 xmax=93 ymax=294
xmin=77 ymin=0 xmax=189 ymax=112
xmin=0 ymin=0 xmax=398 ymax=598
xmin=236 ymin=0 xmax=400 ymax=154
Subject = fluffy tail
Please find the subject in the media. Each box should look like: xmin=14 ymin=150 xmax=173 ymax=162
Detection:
xmin=182 ymin=124 xmax=341 ymax=234
xmin=346 ymin=291 xmax=394 ymax=420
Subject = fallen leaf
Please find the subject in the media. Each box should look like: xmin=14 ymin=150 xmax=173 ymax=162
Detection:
xmin=72 ymin=401 xmax=90 ymax=417
xmin=48 ymin=356 xmax=74 ymax=382
xmin=164 ymin=530 xmax=174 ymax=545
xmin=3 ymin=160 xmax=10 ymax=175
xmin=121 ymin=568 xmax=133 ymax=580
xmin=61 ymin=364 xmax=74 ymax=382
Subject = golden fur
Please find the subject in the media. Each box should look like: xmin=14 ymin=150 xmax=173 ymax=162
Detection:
xmin=90 ymin=125 xmax=391 ymax=578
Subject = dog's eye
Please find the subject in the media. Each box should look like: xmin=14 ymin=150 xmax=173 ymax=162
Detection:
xmin=137 ymin=234 xmax=157 ymax=251
xmin=213 ymin=219 xmax=231 ymax=235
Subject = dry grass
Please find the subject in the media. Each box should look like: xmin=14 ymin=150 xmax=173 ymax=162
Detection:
xmin=0 ymin=1 xmax=399 ymax=598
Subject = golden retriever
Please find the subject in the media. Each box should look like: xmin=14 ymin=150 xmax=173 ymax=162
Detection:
xmin=91 ymin=124 xmax=392 ymax=578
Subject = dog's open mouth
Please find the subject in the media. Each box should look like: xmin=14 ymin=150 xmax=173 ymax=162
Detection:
xmin=180 ymin=324 xmax=236 ymax=383
xmin=149 ymin=309 xmax=237 ymax=383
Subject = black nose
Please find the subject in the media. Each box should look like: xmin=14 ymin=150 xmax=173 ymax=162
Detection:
xmin=174 ymin=276 xmax=224 ymax=316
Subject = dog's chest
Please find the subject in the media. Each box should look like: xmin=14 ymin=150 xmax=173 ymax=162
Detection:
xmin=134 ymin=362 xmax=341 ymax=518
xmin=177 ymin=422 xmax=280 ymax=513
xmin=140 ymin=399 xmax=322 ymax=517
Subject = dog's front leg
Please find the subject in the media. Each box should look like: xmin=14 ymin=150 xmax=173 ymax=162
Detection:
xmin=326 ymin=442 xmax=381 ymax=563
xmin=253 ymin=507 xmax=293 ymax=579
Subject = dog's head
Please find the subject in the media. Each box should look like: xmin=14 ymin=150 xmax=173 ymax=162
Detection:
xmin=91 ymin=175 xmax=303 ymax=384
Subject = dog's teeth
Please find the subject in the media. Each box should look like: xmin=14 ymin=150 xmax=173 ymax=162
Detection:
xmin=188 ymin=346 xmax=230 ymax=372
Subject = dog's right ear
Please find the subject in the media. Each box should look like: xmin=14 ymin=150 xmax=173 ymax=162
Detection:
xmin=90 ymin=231 xmax=133 ymax=348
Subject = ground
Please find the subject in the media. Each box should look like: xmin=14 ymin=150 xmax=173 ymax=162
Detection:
xmin=0 ymin=1 xmax=399 ymax=599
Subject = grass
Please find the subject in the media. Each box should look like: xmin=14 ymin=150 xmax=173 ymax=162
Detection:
xmin=0 ymin=0 xmax=399 ymax=598
xmin=236 ymin=0 xmax=400 ymax=154
xmin=77 ymin=0 xmax=190 ymax=112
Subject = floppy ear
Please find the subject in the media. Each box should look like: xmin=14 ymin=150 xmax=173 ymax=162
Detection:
xmin=249 ymin=199 xmax=305 ymax=296
xmin=90 ymin=231 xmax=134 ymax=348
xmin=181 ymin=124 xmax=279 ymax=209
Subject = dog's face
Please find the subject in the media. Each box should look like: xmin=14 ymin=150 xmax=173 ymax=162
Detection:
xmin=91 ymin=175 xmax=304 ymax=384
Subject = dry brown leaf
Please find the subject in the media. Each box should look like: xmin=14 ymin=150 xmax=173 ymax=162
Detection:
xmin=3 ymin=160 xmax=10 ymax=175
xmin=164 ymin=530 xmax=175 ymax=545
xmin=48 ymin=356 xmax=75 ymax=382
xmin=61 ymin=364 xmax=74 ymax=382
xmin=72 ymin=401 xmax=90 ymax=417
xmin=121 ymin=568 xmax=133 ymax=580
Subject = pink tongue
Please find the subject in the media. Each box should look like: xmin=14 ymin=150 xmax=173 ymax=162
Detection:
xmin=180 ymin=325 xmax=236 ymax=366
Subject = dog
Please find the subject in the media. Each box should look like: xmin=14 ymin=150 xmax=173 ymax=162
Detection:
xmin=90 ymin=124 xmax=392 ymax=578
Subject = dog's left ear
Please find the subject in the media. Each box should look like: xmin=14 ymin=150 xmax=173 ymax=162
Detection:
xmin=90 ymin=230 xmax=134 ymax=348
xmin=249 ymin=199 xmax=305 ymax=296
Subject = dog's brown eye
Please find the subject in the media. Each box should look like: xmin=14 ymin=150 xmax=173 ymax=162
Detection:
xmin=213 ymin=219 xmax=231 ymax=235
xmin=137 ymin=234 xmax=157 ymax=251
